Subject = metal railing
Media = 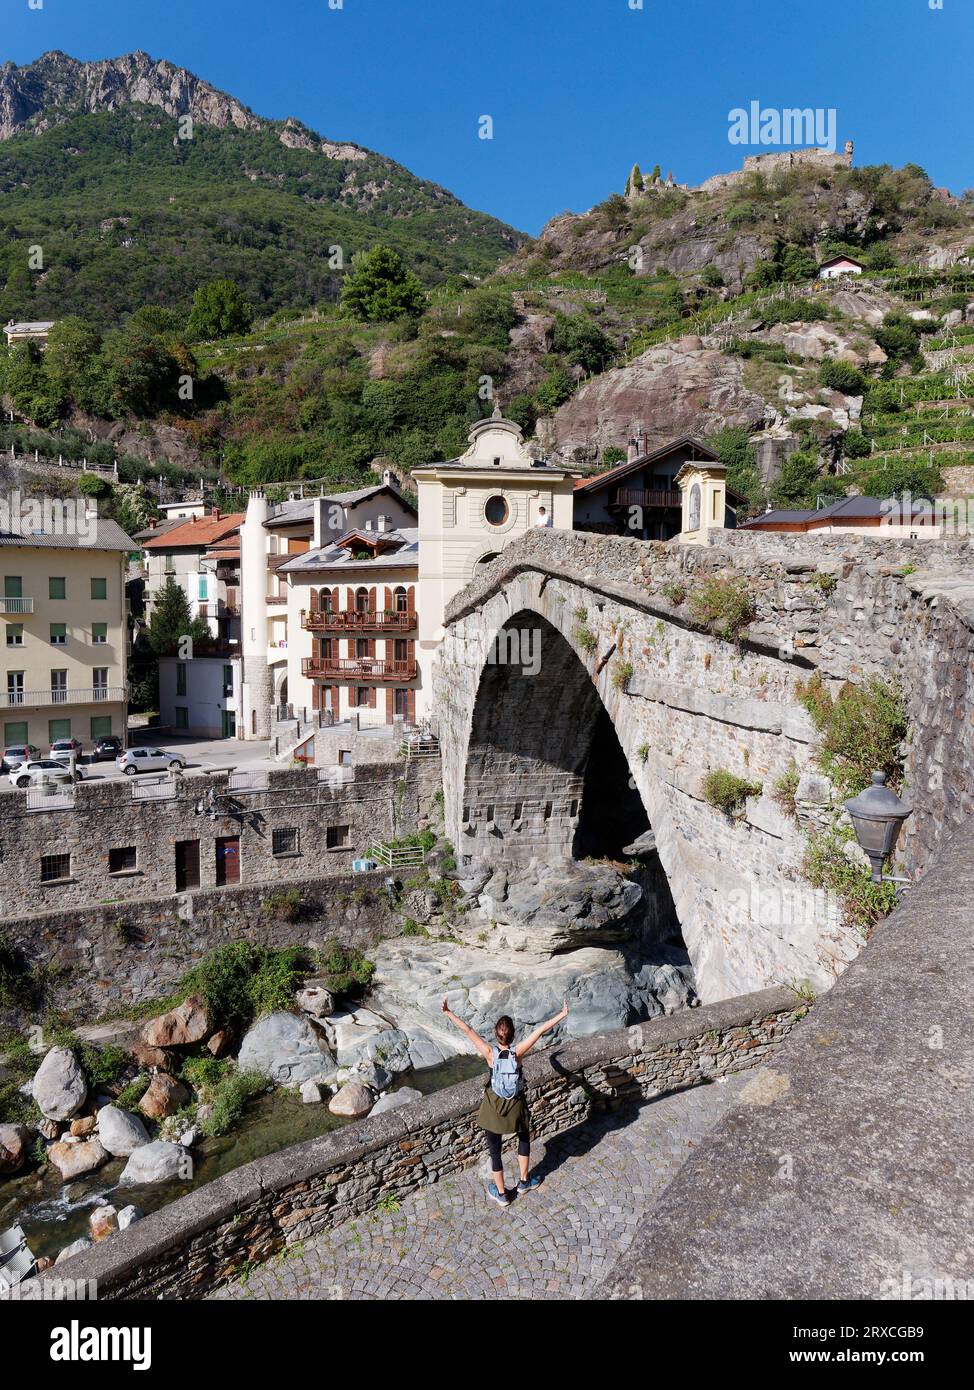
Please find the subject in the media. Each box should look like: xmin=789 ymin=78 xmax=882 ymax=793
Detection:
xmin=369 ymin=840 xmax=427 ymax=868
xmin=400 ymin=735 xmax=440 ymax=759
xmin=0 ymin=685 xmax=126 ymax=710
xmin=26 ymin=784 xmax=76 ymax=812
xmin=302 ymin=609 xmax=416 ymax=633
xmin=0 ymin=598 xmax=34 ymax=615
xmin=131 ymin=776 xmax=178 ymax=801
xmin=228 ymin=769 xmax=269 ymax=793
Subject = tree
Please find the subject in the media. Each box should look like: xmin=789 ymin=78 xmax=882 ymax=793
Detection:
xmin=98 ymin=325 xmax=182 ymax=417
xmin=771 ymin=450 xmax=844 ymax=509
xmin=340 ymin=245 xmax=426 ymax=323
xmin=45 ymin=317 xmax=102 ymax=402
xmin=147 ymin=576 xmax=212 ymax=656
xmin=626 ymin=164 xmax=644 ymax=196
xmin=820 ymin=359 xmax=867 ymax=396
xmin=187 ymin=279 xmax=254 ymax=340
xmin=551 ymin=313 xmax=614 ymax=374
xmin=708 ymin=426 xmax=763 ymax=512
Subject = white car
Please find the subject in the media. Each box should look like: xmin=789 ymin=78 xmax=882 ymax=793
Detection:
xmin=116 ymin=747 xmax=186 ymax=776
xmin=8 ymin=759 xmax=87 ymax=789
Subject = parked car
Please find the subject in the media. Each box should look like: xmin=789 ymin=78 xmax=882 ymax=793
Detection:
xmin=116 ymin=747 xmax=186 ymax=776
xmin=92 ymin=734 xmax=124 ymax=762
xmin=49 ymin=738 xmax=85 ymax=763
xmin=8 ymin=759 xmax=88 ymax=789
xmin=2 ymin=744 xmax=40 ymax=772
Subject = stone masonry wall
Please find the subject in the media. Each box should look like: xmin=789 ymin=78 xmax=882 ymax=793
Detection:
xmin=38 ymin=985 xmax=803 ymax=1301
xmin=0 ymin=870 xmax=409 ymax=1025
xmin=0 ymin=759 xmax=441 ymax=1025
xmin=433 ymin=528 xmax=974 ymax=1001
xmin=0 ymin=759 xmax=440 ymax=915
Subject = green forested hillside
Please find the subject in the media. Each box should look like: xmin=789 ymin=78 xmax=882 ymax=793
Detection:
xmin=0 ymin=107 xmax=525 ymax=328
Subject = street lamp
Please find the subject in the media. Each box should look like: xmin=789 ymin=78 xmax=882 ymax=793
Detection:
xmin=843 ymin=771 xmax=913 ymax=885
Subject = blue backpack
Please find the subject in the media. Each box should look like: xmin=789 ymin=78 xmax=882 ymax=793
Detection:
xmin=490 ymin=1045 xmax=522 ymax=1100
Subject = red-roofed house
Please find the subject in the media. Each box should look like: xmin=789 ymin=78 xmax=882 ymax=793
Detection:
xmin=142 ymin=509 xmax=245 ymax=644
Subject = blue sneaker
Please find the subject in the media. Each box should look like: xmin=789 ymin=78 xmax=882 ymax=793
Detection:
xmin=518 ymin=1175 xmax=542 ymax=1195
xmin=487 ymin=1181 xmax=510 ymax=1208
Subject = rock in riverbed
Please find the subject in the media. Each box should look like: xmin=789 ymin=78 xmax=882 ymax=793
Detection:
xmin=97 ymin=1105 xmax=150 ymax=1157
xmin=32 ymin=1047 xmax=87 ymax=1121
xmin=237 ymin=1011 xmax=337 ymax=1087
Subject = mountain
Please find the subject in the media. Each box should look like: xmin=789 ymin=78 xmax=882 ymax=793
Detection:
xmin=0 ymin=51 xmax=528 ymax=326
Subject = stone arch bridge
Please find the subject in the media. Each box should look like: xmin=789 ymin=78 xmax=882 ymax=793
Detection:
xmin=430 ymin=528 xmax=974 ymax=1002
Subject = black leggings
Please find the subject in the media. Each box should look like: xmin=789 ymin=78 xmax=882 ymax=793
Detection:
xmin=486 ymin=1131 xmax=530 ymax=1168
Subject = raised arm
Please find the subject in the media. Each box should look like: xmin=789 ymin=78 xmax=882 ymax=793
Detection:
xmin=441 ymin=999 xmax=493 ymax=1062
xmin=515 ymin=998 xmax=569 ymax=1061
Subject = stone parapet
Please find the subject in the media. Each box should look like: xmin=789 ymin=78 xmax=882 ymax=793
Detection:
xmin=34 ymin=986 xmax=802 ymax=1300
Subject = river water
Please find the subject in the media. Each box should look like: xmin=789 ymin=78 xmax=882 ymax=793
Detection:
xmin=0 ymin=1056 xmax=484 ymax=1262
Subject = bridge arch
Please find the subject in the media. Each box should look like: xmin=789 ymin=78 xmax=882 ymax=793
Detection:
xmin=432 ymin=552 xmax=847 ymax=1002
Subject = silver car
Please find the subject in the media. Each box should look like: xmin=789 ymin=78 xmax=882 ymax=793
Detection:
xmin=116 ymin=747 xmax=186 ymax=776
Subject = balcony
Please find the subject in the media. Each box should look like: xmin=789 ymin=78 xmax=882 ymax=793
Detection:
xmin=266 ymin=592 xmax=288 ymax=606
xmin=302 ymin=656 xmax=417 ymax=682
xmin=302 ymin=609 xmax=416 ymax=633
xmin=0 ymin=685 xmax=127 ymax=710
xmin=613 ymin=488 xmax=682 ymax=509
xmin=0 ymin=597 xmax=34 ymax=616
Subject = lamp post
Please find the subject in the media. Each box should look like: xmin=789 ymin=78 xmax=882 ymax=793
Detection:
xmin=843 ymin=771 xmax=913 ymax=885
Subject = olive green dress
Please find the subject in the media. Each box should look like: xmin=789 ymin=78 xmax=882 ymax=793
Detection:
xmin=477 ymin=1066 xmax=530 ymax=1139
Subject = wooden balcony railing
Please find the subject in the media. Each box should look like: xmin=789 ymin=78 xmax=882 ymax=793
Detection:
xmin=613 ymin=488 xmax=682 ymax=509
xmin=302 ymin=657 xmax=417 ymax=682
xmin=302 ymin=609 xmax=416 ymax=633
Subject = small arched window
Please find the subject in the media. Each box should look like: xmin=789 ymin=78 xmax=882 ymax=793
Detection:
xmin=355 ymin=586 xmax=370 ymax=613
xmin=394 ymin=586 xmax=408 ymax=613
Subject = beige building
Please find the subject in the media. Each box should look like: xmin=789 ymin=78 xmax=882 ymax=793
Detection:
xmin=0 ymin=518 xmax=134 ymax=752
xmin=4 ymin=320 xmax=55 ymax=349
xmin=280 ymin=523 xmax=419 ymax=725
xmin=237 ymin=477 xmax=416 ymax=739
xmin=411 ymin=407 xmax=578 ymax=711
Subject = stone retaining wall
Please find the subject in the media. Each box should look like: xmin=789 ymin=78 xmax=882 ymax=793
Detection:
xmin=39 ymin=985 xmax=802 ymax=1301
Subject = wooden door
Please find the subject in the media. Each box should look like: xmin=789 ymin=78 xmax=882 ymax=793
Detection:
xmin=215 ymin=836 xmax=240 ymax=886
xmin=175 ymin=840 xmax=200 ymax=891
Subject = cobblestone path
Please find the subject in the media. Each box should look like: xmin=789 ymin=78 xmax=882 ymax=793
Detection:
xmin=211 ymin=1072 xmax=747 ymax=1301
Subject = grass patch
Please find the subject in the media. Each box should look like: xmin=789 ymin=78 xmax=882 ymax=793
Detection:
xmin=688 ymin=577 xmax=757 ymax=641
xmin=701 ymin=769 xmax=763 ymax=816
xmin=772 ymin=763 xmax=801 ymax=820
xmin=803 ymin=829 xmax=898 ymax=936
xmin=317 ymin=940 xmax=376 ymax=999
xmin=796 ymin=673 xmax=906 ymax=797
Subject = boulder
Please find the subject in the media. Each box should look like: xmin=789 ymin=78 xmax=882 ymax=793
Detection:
xmin=97 ymin=1105 xmax=150 ymax=1157
xmin=32 ymin=1047 xmax=87 ymax=1121
xmin=300 ymin=1080 xmax=324 ymax=1104
xmin=55 ymin=1237 xmax=92 ymax=1265
xmin=140 ymin=995 xmax=210 ymax=1049
xmin=237 ymin=1012 xmax=337 ymax=1087
xmin=36 ymin=1118 xmax=60 ymax=1140
xmin=370 ymin=1087 xmax=422 ymax=1116
xmin=138 ymin=1075 xmax=190 ymax=1120
xmin=481 ymin=859 xmax=644 ymax=954
xmin=89 ymin=1205 xmax=119 ymax=1242
xmin=117 ymin=1205 xmax=142 ymax=1230
xmin=206 ymin=1030 xmax=231 ymax=1058
xmin=294 ymin=978 xmax=335 ymax=1019
xmin=0 ymin=1122 xmax=31 ymax=1174
xmin=129 ymin=1040 xmax=172 ymax=1072
xmin=48 ymin=1138 xmax=109 ymax=1181
xmin=348 ymin=1062 xmax=392 ymax=1093
xmin=70 ymin=1116 xmax=97 ymax=1138
xmin=327 ymin=1080 xmax=374 ymax=1118
xmin=324 ymin=1008 xmax=412 ymax=1074
xmin=119 ymin=1141 xmax=191 ymax=1185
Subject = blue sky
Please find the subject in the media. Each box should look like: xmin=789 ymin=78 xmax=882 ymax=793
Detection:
xmin=3 ymin=0 xmax=972 ymax=235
